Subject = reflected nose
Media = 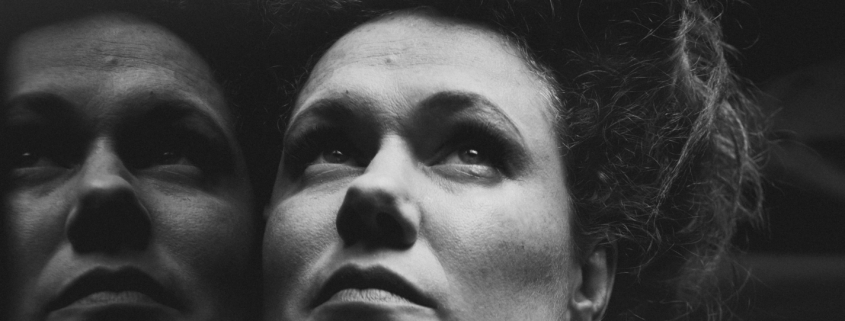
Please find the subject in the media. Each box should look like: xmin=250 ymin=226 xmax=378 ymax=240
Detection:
xmin=66 ymin=140 xmax=151 ymax=253
xmin=336 ymin=142 xmax=421 ymax=249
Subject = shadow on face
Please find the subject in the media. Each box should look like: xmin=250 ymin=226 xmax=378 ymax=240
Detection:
xmin=263 ymin=9 xmax=614 ymax=321
xmin=1 ymin=13 xmax=256 ymax=321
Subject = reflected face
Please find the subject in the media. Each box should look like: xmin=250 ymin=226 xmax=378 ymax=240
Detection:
xmin=265 ymin=11 xmax=577 ymax=321
xmin=1 ymin=14 xmax=256 ymax=320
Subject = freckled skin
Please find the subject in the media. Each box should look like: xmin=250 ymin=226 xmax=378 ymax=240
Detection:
xmin=2 ymin=14 xmax=255 ymax=321
xmin=264 ymin=11 xmax=579 ymax=321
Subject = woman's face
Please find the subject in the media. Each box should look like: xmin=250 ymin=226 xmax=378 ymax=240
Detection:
xmin=265 ymin=11 xmax=606 ymax=321
xmin=1 ymin=14 xmax=256 ymax=320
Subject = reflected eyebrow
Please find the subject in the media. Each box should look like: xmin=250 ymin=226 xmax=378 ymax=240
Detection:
xmin=3 ymin=93 xmax=84 ymax=127
xmin=122 ymin=97 xmax=232 ymax=146
xmin=418 ymin=91 xmax=524 ymax=141
xmin=116 ymin=97 xmax=238 ymax=173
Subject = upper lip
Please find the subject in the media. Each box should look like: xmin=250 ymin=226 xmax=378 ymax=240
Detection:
xmin=47 ymin=267 xmax=180 ymax=311
xmin=312 ymin=265 xmax=436 ymax=309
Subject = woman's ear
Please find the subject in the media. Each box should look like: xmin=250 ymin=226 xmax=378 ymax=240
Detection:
xmin=569 ymin=243 xmax=617 ymax=321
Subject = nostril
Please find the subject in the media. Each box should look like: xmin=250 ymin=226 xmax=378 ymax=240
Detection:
xmin=67 ymin=187 xmax=152 ymax=253
xmin=335 ymin=169 xmax=421 ymax=249
xmin=374 ymin=212 xmax=406 ymax=247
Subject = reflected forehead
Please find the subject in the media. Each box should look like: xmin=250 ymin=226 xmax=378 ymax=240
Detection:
xmin=3 ymin=13 xmax=229 ymax=125
xmin=6 ymin=13 xmax=215 ymax=92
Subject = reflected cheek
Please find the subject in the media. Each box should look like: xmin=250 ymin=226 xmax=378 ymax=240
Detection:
xmin=151 ymin=198 xmax=252 ymax=263
xmin=3 ymin=189 xmax=69 ymax=294
xmin=139 ymin=182 xmax=255 ymax=296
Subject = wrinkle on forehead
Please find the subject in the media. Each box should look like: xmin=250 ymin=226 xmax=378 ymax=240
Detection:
xmin=319 ymin=10 xmax=526 ymax=71
xmin=300 ymin=10 xmax=554 ymax=115
xmin=7 ymin=13 xmax=216 ymax=96
xmin=3 ymin=13 xmax=229 ymax=124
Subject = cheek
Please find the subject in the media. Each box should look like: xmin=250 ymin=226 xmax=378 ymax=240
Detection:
xmin=426 ymin=183 xmax=573 ymax=313
xmin=263 ymin=189 xmax=342 ymax=291
xmin=3 ymin=188 xmax=70 ymax=284
xmin=141 ymin=182 xmax=255 ymax=278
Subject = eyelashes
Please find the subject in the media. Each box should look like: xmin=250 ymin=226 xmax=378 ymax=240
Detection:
xmin=120 ymin=126 xmax=234 ymax=174
xmin=442 ymin=122 xmax=519 ymax=173
xmin=282 ymin=121 xmax=526 ymax=179
xmin=1 ymin=122 xmax=233 ymax=183
xmin=283 ymin=126 xmax=363 ymax=176
xmin=1 ymin=124 xmax=85 ymax=172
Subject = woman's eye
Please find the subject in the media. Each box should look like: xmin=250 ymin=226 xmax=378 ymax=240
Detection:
xmin=282 ymin=125 xmax=367 ymax=178
xmin=443 ymin=146 xmax=493 ymax=166
xmin=320 ymin=149 xmax=353 ymax=164
xmin=434 ymin=144 xmax=505 ymax=181
xmin=310 ymin=147 xmax=359 ymax=167
xmin=128 ymin=148 xmax=195 ymax=169
xmin=11 ymin=151 xmax=60 ymax=169
xmin=457 ymin=148 xmax=486 ymax=165
xmin=153 ymin=150 xmax=191 ymax=166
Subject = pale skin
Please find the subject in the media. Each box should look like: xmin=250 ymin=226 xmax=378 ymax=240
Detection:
xmin=264 ymin=10 xmax=614 ymax=321
xmin=2 ymin=13 xmax=256 ymax=321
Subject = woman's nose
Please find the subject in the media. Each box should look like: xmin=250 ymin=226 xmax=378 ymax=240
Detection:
xmin=66 ymin=140 xmax=152 ymax=254
xmin=336 ymin=141 xmax=421 ymax=249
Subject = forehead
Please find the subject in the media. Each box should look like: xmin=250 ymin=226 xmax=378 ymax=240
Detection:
xmin=297 ymin=11 xmax=556 ymax=125
xmin=2 ymin=13 xmax=227 ymax=123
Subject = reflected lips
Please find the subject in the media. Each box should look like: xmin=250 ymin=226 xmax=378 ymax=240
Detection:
xmin=48 ymin=268 xmax=178 ymax=311
xmin=314 ymin=266 xmax=435 ymax=309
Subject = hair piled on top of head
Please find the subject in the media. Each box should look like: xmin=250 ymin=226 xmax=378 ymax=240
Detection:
xmin=263 ymin=0 xmax=764 ymax=320
xmin=562 ymin=1 xmax=765 ymax=320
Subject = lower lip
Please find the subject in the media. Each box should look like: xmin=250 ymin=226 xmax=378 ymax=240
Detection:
xmin=329 ymin=289 xmax=413 ymax=304
xmin=48 ymin=292 xmax=178 ymax=320
xmin=73 ymin=291 xmax=158 ymax=306
xmin=314 ymin=289 xmax=437 ymax=320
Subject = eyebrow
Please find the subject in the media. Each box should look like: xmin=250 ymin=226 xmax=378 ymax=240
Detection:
xmin=285 ymin=94 xmax=373 ymax=139
xmin=3 ymin=93 xmax=84 ymax=127
xmin=120 ymin=97 xmax=236 ymax=164
xmin=3 ymin=92 xmax=230 ymax=141
xmin=417 ymin=90 xmax=525 ymax=142
xmin=124 ymin=97 xmax=230 ymax=140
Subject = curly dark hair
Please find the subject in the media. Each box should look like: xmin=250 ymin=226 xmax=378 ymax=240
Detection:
xmin=261 ymin=0 xmax=765 ymax=320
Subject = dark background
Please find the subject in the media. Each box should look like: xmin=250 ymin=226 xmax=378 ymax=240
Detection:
xmin=724 ymin=0 xmax=845 ymax=84
xmin=721 ymin=1 xmax=845 ymax=320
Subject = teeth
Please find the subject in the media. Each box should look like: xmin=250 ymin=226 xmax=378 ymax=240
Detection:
xmin=74 ymin=291 xmax=156 ymax=306
xmin=330 ymin=289 xmax=412 ymax=304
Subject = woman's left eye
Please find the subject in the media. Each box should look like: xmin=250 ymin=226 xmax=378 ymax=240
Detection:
xmin=126 ymin=146 xmax=196 ymax=170
xmin=151 ymin=150 xmax=192 ymax=166
xmin=316 ymin=148 xmax=355 ymax=165
xmin=443 ymin=147 xmax=493 ymax=166
xmin=435 ymin=144 xmax=503 ymax=181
